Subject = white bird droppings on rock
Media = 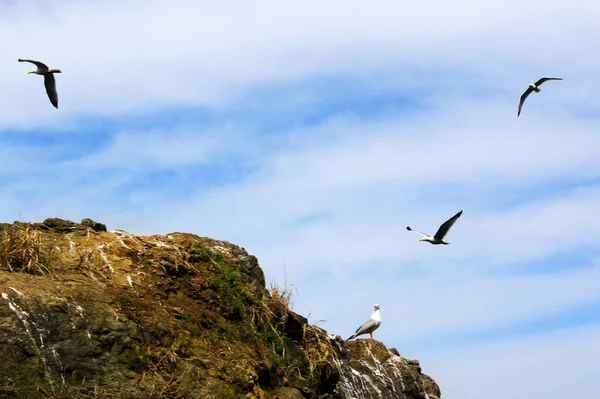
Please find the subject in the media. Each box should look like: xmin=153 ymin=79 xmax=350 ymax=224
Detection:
xmin=9 ymin=287 xmax=24 ymax=297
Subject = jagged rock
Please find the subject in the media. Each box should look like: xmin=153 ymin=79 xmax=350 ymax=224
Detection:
xmin=40 ymin=217 xmax=79 ymax=232
xmin=270 ymin=299 xmax=308 ymax=343
xmin=0 ymin=219 xmax=441 ymax=398
xmin=80 ymin=218 xmax=107 ymax=232
xmin=34 ymin=217 xmax=107 ymax=233
xmin=333 ymin=340 xmax=441 ymax=399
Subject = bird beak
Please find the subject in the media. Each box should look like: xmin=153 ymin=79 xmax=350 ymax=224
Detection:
xmin=27 ymin=71 xmax=32 ymax=74
xmin=418 ymin=238 xmax=424 ymax=242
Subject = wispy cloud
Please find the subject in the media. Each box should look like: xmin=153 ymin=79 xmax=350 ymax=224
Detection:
xmin=423 ymin=323 xmax=600 ymax=399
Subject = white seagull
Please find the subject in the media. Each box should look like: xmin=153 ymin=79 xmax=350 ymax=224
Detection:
xmin=347 ymin=304 xmax=381 ymax=341
xmin=18 ymin=59 xmax=62 ymax=109
xmin=406 ymin=210 xmax=462 ymax=245
xmin=517 ymin=77 xmax=562 ymax=117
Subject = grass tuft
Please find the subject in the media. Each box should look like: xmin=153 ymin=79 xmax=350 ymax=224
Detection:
xmin=0 ymin=223 xmax=53 ymax=276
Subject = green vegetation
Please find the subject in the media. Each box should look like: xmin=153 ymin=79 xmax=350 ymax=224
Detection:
xmin=190 ymin=243 xmax=259 ymax=320
xmin=122 ymin=294 xmax=140 ymax=307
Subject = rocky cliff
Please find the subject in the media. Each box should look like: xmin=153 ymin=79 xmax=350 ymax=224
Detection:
xmin=0 ymin=218 xmax=440 ymax=399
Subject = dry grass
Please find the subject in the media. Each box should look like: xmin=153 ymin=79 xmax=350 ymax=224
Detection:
xmin=0 ymin=377 xmax=19 ymax=396
xmin=268 ymin=283 xmax=339 ymax=378
xmin=0 ymin=222 xmax=133 ymax=278
xmin=0 ymin=223 xmax=54 ymax=276
xmin=269 ymin=283 xmax=295 ymax=310
xmin=265 ymin=283 xmax=297 ymax=353
xmin=301 ymin=324 xmax=339 ymax=376
xmin=134 ymin=348 xmax=191 ymax=399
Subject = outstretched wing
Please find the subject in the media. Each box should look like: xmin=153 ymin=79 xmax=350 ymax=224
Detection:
xmin=534 ymin=77 xmax=562 ymax=86
xmin=518 ymin=87 xmax=533 ymax=117
xmin=18 ymin=59 xmax=48 ymax=69
xmin=44 ymin=73 xmax=59 ymax=108
xmin=406 ymin=226 xmax=429 ymax=237
xmin=433 ymin=210 xmax=463 ymax=240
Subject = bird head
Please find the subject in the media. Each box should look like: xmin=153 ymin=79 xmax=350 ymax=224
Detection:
xmin=373 ymin=304 xmax=380 ymax=310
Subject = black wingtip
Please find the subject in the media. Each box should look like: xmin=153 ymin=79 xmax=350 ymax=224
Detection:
xmin=406 ymin=226 xmax=411 ymax=231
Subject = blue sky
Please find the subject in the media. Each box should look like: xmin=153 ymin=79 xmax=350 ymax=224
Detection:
xmin=1 ymin=1 xmax=600 ymax=398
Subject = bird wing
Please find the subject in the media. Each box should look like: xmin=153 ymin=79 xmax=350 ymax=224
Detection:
xmin=406 ymin=226 xmax=430 ymax=237
xmin=433 ymin=210 xmax=463 ymax=240
xmin=353 ymin=318 xmax=379 ymax=336
xmin=44 ymin=73 xmax=59 ymax=108
xmin=534 ymin=77 xmax=562 ymax=86
xmin=18 ymin=59 xmax=48 ymax=69
xmin=517 ymin=87 xmax=534 ymax=117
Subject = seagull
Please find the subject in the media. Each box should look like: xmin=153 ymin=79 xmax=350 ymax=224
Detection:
xmin=517 ymin=77 xmax=562 ymax=117
xmin=347 ymin=304 xmax=381 ymax=341
xmin=18 ymin=59 xmax=62 ymax=108
xmin=406 ymin=210 xmax=463 ymax=245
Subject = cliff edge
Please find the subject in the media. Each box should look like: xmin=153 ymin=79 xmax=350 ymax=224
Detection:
xmin=0 ymin=218 xmax=440 ymax=399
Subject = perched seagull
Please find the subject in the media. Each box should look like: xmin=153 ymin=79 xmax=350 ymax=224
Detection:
xmin=406 ymin=210 xmax=463 ymax=245
xmin=347 ymin=304 xmax=381 ymax=341
xmin=517 ymin=77 xmax=562 ymax=117
xmin=18 ymin=59 xmax=62 ymax=108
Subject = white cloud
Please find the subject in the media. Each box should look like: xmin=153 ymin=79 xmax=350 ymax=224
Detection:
xmin=72 ymin=126 xmax=248 ymax=171
xmin=86 ymin=109 xmax=600 ymax=272
xmin=0 ymin=0 xmax=598 ymax=128
xmin=420 ymin=324 xmax=600 ymax=399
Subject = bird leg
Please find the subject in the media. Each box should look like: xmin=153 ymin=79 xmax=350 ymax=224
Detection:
xmin=369 ymin=333 xmax=373 ymax=341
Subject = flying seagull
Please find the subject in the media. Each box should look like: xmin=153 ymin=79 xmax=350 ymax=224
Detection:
xmin=347 ymin=304 xmax=381 ymax=341
xmin=517 ymin=77 xmax=562 ymax=117
xmin=406 ymin=210 xmax=463 ymax=245
xmin=18 ymin=59 xmax=62 ymax=108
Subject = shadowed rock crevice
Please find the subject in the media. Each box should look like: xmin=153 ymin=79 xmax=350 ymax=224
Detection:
xmin=0 ymin=218 xmax=440 ymax=399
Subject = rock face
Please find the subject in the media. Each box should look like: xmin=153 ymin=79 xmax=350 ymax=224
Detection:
xmin=0 ymin=218 xmax=440 ymax=399
xmin=334 ymin=341 xmax=441 ymax=399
